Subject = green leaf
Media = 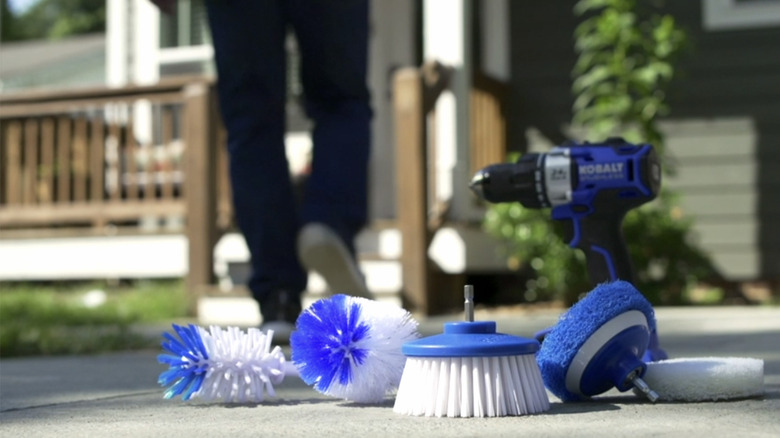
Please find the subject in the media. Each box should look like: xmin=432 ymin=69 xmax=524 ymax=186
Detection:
xmin=573 ymin=82 xmax=616 ymax=112
xmin=572 ymin=65 xmax=612 ymax=93
xmin=574 ymin=16 xmax=600 ymax=40
xmin=575 ymin=32 xmax=611 ymax=52
xmin=3 ymin=0 xmax=106 ymax=42
xmin=574 ymin=0 xmax=615 ymax=16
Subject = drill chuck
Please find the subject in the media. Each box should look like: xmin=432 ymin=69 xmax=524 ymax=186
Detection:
xmin=470 ymin=153 xmax=546 ymax=207
xmin=469 ymin=148 xmax=576 ymax=209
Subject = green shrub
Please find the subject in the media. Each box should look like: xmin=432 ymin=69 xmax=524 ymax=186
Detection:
xmin=484 ymin=194 xmax=590 ymax=305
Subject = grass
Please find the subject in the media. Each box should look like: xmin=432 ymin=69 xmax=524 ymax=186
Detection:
xmin=0 ymin=280 xmax=190 ymax=357
xmin=682 ymin=285 xmax=726 ymax=305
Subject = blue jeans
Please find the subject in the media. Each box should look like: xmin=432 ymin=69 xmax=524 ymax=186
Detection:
xmin=205 ymin=0 xmax=372 ymax=304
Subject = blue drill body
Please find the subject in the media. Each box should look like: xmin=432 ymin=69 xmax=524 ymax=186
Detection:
xmin=470 ymin=138 xmax=661 ymax=284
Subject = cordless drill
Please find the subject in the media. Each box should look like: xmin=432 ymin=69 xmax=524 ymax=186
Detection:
xmin=470 ymin=138 xmax=662 ymax=285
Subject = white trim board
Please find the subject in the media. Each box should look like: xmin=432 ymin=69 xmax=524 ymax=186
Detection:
xmin=0 ymin=235 xmax=188 ymax=281
xmin=703 ymin=0 xmax=780 ymax=30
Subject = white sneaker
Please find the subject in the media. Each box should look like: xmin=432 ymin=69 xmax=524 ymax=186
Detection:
xmin=259 ymin=320 xmax=295 ymax=345
xmin=297 ymin=223 xmax=372 ymax=298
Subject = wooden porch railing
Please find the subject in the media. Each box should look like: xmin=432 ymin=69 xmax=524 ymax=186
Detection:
xmin=0 ymin=77 xmax=229 ymax=312
xmin=0 ymin=66 xmax=508 ymax=316
xmin=393 ymin=62 xmax=508 ymax=314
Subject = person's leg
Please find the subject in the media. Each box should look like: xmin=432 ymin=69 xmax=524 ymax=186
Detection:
xmin=205 ymin=0 xmax=305 ymax=322
xmin=289 ymin=0 xmax=372 ymax=254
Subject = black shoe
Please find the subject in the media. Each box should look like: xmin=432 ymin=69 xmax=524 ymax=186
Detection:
xmin=259 ymin=290 xmax=302 ymax=344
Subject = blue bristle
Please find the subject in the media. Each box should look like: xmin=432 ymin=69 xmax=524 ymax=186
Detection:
xmin=157 ymin=324 xmax=209 ymax=400
xmin=536 ymin=280 xmax=656 ymax=401
xmin=290 ymin=294 xmax=370 ymax=392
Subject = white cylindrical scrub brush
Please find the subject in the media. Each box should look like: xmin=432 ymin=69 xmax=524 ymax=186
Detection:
xmin=393 ymin=285 xmax=550 ymax=417
xmin=158 ymin=294 xmax=419 ymax=404
xmin=158 ymin=324 xmax=294 ymax=403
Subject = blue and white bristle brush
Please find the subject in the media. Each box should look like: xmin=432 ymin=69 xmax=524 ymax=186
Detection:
xmin=158 ymin=294 xmax=419 ymax=404
xmin=393 ymin=285 xmax=550 ymax=417
xmin=158 ymin=324 xmax=294 ymax=403
xmin=291 ymin=294 xmax=420 ymax=403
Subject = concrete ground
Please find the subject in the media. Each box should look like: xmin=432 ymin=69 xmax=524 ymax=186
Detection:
xmin=1 ymin=306 xmax=779 ymax=437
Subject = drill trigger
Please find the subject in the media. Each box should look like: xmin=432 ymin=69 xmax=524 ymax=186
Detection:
xmin=590 ymin=245 xmax=618 ymax=281
xmin=561 ymin=218 xmax=581 ymax=247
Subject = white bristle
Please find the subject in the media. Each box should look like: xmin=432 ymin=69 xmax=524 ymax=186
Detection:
xmin=194 ymin=326 xmax=287 ymax=403
xmin=393 ymin=354 xmax=550 ymax=417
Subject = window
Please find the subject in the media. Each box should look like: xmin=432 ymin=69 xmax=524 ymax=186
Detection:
xmin=157 ymin=0 xmax=212 ymax=76
xmin=159 ymin=0 xmax=210 ymax=48
xmin=703 ymin=0 xmax=780 ymax=30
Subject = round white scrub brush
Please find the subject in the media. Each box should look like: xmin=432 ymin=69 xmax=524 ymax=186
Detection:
xmin=393 ymin=285 xmax=550 ymax=417
xmin=291 ymin=294 xmax=420 ymax=403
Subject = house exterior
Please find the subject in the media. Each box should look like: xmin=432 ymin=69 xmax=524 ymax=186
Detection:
xmin=105 ymin=0 xmax=418 ymax=221
xmin=0 ymin=33 xmax=105 ymax=92
xmin=507 ymin=0 xmax=780 ymax=283
xmin=117 ymin=0 xmax=778 ymax=288
xmin=1 ymin=0 xmax=776 ymax=314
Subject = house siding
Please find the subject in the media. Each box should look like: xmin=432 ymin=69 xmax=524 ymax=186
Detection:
xmin=0 ymin=34 xmax=106 ymax=93
xmin=507 ymin=0 xmax=780 ymax=280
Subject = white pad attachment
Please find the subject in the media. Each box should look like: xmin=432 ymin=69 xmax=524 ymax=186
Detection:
xmin=642 ymin=357 xmax=764 ymax=402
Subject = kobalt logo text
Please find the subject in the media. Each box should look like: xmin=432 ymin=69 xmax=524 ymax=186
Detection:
xmin=579 ymin=162 xmax=624 ymax=181
xmin=579 ymin=162 xmax=623 ymax=175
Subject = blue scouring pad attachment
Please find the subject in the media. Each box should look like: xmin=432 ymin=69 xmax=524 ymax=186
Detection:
xmin=394 ymin=285 xmax=550 ymax=417
xmin=536 ymin=280 xmax=660 ymax=402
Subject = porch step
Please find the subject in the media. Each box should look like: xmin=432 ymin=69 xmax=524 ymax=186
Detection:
xmin=197 ymin=263 xmax=404 ymax=327
xmin=0 ymin=233 xmax=189 ymax=281
xmin=203 ymin=228 xmax=404 ymax=326
xmin=0 ymin=223 xmax=507 ymax=326
xmin=0 ymin=226 xmax=403 ymax=284
xmin=212 ymin=228 xmax=402 ymax=292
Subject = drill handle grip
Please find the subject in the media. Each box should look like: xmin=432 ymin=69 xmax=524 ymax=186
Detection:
xmin=567 ymin=214 xmax=636 ymax=285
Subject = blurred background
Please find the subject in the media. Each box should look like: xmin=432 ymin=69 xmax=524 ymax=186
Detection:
xmin=1 ymin=0 xmax=778 ymax=357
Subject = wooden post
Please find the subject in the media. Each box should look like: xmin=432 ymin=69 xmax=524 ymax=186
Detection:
xmin=56 ymin=117 xmax=72 ymax=203
xmin=393 ymin=68 xmax=431 ymax=314
xmin=4 ymin=121 xmax=23 ymax=205
xmin=124 ymin=119 xmax=139 ymax=201
xmin=161 ymin=106 xmax=175 ymax=200
xmin=183 ymin=82 xmax=219 ymax=315
xmin=89 ymin=117 xmax=106 ymax=227
xmin=39 ymin=118 xmax=55 ymax=204
xmin=393 ymin=62 xmax=454 ymax=315
xmin=469 ymin=73 xmax=508 ymax=176
xmin=72 ymin=118 xmax=88 ymax=202
xmin=23 ymin=119 xmax=39 ymax=205
xmin=90 ymin=117 xmax=105 ymax=203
